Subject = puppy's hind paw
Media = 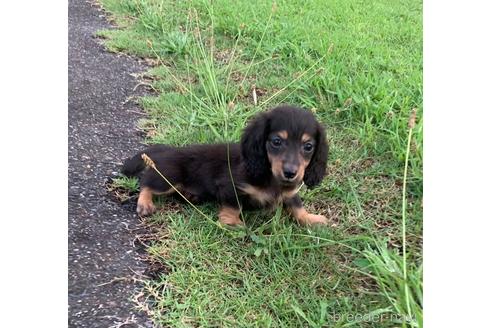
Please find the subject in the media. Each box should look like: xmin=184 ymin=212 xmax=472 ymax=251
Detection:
xmin=137 ymin=202 xmax=156 ymax=217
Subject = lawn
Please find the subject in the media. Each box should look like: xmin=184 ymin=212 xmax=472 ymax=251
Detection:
xmin=100 ymin=0 xmax=422 ymax=326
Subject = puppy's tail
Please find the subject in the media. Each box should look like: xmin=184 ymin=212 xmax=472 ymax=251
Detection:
xmin=121 ymin=145 xmax=172 ymax=177
xmin=121 ymin=152 xmax=146 ymax=177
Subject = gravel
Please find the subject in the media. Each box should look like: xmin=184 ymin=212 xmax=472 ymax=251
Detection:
xmin=68 ymin=0 xmax=153 ymax=326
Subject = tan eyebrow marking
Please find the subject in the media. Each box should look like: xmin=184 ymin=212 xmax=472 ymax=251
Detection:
xmin=277 ymin=130 xmax=288 ymax=139
xmin=302 ymin=133 xmax=312 ymax=142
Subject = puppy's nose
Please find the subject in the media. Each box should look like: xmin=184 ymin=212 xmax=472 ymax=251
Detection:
xmin=283 ymin=166 xmax=298 ymax=180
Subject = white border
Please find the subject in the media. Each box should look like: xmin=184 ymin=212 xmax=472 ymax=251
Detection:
xmin=425 ymin=1 xmax=492 ymax=327
xmin=0 ymin=1 xmax=67 ymax=326
xmin=1 ymin=0 xmax=492 ymax=326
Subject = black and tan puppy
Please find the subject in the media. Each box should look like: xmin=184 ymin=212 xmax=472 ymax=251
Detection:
xmin=122 ymin=105 xmax=329 ymax=225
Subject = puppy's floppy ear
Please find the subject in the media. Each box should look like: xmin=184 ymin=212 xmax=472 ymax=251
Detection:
xmin=304 ymin=122 xmax=328 ymax=188
xmin=240 ymin=112 xmax=270 ymax=181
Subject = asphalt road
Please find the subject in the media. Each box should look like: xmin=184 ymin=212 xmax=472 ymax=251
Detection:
xmin=68 ymin=1 xmax=153 ymax=327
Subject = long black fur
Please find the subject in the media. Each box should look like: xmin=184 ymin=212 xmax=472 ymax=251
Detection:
xmin=240 ymin=110 xmax=271 ymax=183
xmin=303 ymin=122 xmax=328 ymax=187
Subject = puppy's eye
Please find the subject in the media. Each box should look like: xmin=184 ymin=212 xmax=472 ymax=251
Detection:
xmin=271 ymin=137 xmax=282 ymax=148
xmin=303 ymin=142 xmax=314 ymax=152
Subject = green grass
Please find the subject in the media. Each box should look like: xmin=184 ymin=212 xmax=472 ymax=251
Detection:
xmin=106 ymin=176 xmax=140 ymax=203
xmin=111 ymin=176 xmax=140 ymax=192
xmin=98 ymin=0 xmax=422 ymax=326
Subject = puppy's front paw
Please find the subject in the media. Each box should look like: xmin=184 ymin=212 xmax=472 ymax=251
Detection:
xmin=302 ymin=213 xmax=328 ymax=226
xmin=292 ymin=207 xmax=329 ymax=226
xmin=137 ymin=201 xmax=156 ymax=217
xmin=218 ymin=206 xmax=244 ymax=226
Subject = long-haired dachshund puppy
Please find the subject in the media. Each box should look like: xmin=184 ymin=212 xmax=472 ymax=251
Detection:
xmin=122 ymin=105 xmax=329 ymax=226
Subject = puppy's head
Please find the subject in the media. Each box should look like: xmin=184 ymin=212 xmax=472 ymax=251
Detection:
xmin=240 ymin=105 xmax=328 ymax=188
